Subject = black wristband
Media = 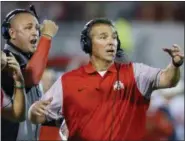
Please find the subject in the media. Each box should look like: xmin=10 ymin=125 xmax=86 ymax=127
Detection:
xmin=172 ymin=59 xmax=183 ymax=67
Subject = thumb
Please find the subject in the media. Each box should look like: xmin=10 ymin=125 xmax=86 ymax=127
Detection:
xmin=43 ymin=97 xmax=53 ymax=105
xmin=47 ymin=97 xmax=53 ymax=103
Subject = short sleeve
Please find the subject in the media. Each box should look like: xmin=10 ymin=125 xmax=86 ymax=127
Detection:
xmin=41 ymin=76 xmax=63 ymax=121
xmin=133 ymin=63 xmax=161 ymax=98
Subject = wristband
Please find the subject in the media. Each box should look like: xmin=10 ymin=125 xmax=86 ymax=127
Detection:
xmin=42 ymin=33 xmax=52 ymax=38
xmin=172 ymin=59 xmax=183 ymax=67
xmin=14 ymin=85 xmax=25 ymax=89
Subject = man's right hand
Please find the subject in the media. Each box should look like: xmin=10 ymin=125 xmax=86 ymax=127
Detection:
xmin=7 ymin=52 xmax=24 ymax=82
xmin=32 ymin=97 xmax=53 ymax=116
xmin=40 ymin=20 xmax=59 ymax=38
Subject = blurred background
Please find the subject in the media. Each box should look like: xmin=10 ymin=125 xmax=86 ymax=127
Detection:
xmin=1 ymin=1 xmax=184 ymax=140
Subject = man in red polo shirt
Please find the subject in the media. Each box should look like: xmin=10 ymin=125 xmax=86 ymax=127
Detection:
xmin=28 ymin=18 xmax=184 ymax=141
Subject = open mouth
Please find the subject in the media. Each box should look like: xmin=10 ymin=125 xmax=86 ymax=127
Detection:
xmin=106 ymin=49 xmax=115 ymax=54
xmin=30 ymin=39 xmax=37 ymax=45
xmin=30 ymin=39 xmax=38 ymax=47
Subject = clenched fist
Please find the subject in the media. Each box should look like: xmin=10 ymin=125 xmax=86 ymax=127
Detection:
xmin=31 ymin=97 xmax=53 ymax=116
xmin=163 ymin=44 xmax=184 ymax=67
xmin=40 ymin=20 xmax=59 ymax=38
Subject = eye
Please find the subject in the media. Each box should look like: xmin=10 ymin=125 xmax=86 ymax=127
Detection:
xmin=25 ymin=26 xmax=32 ymax=30
xmin=100 ymin=35 xmax=107 ymax=39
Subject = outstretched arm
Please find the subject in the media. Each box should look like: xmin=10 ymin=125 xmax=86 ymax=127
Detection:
xmin=158 ymin=44 xmax=183 ymax=88
xmin=133 ymin=45 xmax=183 ymax=99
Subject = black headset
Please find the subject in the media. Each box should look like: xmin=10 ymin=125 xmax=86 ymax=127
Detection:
xmin=1 ymin=5 xmax=40 ymax=40
xmin=80 ymin=18 xmax=122 ymax=55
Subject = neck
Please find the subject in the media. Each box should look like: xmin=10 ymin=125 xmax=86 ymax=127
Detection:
xmin=7 ymin=39 xmax=23 ymax=53
xmin=90 ymin=56 xmax=113 ymax=71
xmin=9 ymin=39 xmax=19 ymax=46
xmin=7 ymin=40 xmax=32 ymax=58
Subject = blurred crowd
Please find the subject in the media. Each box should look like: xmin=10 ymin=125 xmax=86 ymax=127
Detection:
xmin=1 ymin=1 xmax=185 ymax=22
xmin=1 ymin=1 xmax=184 ymax=141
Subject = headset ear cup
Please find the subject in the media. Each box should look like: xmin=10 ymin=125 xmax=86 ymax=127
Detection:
xmin=1 ymin=22 xmax=11 ymax=40
xmin=86 ymin=36 xmax=92 ymax=54
xmin=81 ymin=34 xmax=87 ymax=53
xmin=81 ymin=34 xmax=91 ymax=54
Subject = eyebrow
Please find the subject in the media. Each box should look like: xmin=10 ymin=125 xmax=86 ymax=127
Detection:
xmin=25 ymin=23 xmax=33 ymax=26
xmin=98 ymin=32 xmax=117 ymax=36
xmin=99 ymin=32 xmax=107 ymax=36
xmin=25 ymin=22 xmax=39 ymax=26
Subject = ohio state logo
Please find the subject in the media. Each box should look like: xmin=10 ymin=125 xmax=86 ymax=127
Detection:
xmin=113 ymin=81 xmax=124 ymax=91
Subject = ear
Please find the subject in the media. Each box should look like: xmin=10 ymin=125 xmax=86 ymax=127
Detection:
xmin=8 ymin=28 xmax=16 ymax=40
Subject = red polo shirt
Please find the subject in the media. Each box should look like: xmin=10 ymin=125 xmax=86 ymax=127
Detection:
xmin=41 ymin=62 xmax=161 ymax=140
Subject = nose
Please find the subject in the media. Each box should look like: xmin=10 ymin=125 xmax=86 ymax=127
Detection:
xmin=108 ymin=43 xmax=114 ymax=49
xmin=108 ymin=38 xmax=117 ymax=48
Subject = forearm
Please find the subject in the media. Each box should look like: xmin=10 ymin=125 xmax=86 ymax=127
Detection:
xmin=28 ymin=103 xmax=47 ymax=124
xmin=12 ymin=81 xmax=26 ymax=121
xmin=159 ymin=63 xmax=180 ymax=88
xmin=1 ymin=81 xmax=26 ymax=122
xmin=24 ymin=36 xmax=51 ymax=86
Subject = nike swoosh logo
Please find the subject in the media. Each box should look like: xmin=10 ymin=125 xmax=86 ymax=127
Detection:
xmin=78 ymin=88 xmax=85 ymax=92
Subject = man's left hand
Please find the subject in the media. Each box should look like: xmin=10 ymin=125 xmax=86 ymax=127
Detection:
xmin=163 ymin=44 xmax=184 ymax=67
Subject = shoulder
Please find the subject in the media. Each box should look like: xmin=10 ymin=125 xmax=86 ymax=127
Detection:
xmin=132 ymin=62 xmax=147 ymax=70
xmin=119 ymin=62 xmax=133 ymax=69
xmin=132 ymin=62 xmax=161 ymax=75
xmin=119 ymin=62 xmax=134 ymax=73
xmin=62 ymin=66 xmax=84 ymax=79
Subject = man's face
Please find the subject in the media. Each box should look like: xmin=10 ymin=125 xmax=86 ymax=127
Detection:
xmin=90 ymin=23 xmax=118 ymax=63
xmin=1 ymin=51 xmax=7 ymax=71
xmin=9 ymin=13 xmax=39 ymax=54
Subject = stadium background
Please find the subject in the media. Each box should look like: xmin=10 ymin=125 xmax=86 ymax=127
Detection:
xmin=1 ymin=1 xmax=184 ymax=140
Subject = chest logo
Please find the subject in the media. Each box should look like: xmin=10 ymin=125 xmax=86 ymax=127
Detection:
xmin=113 ymin=81 xmax=124 ymax=91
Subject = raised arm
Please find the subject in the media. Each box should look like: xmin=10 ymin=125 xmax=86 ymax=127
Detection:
xmin=1 ymin=53 xmax=26 ymax=122
xmin=23 ymin=20 xmax=58 ymax=87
